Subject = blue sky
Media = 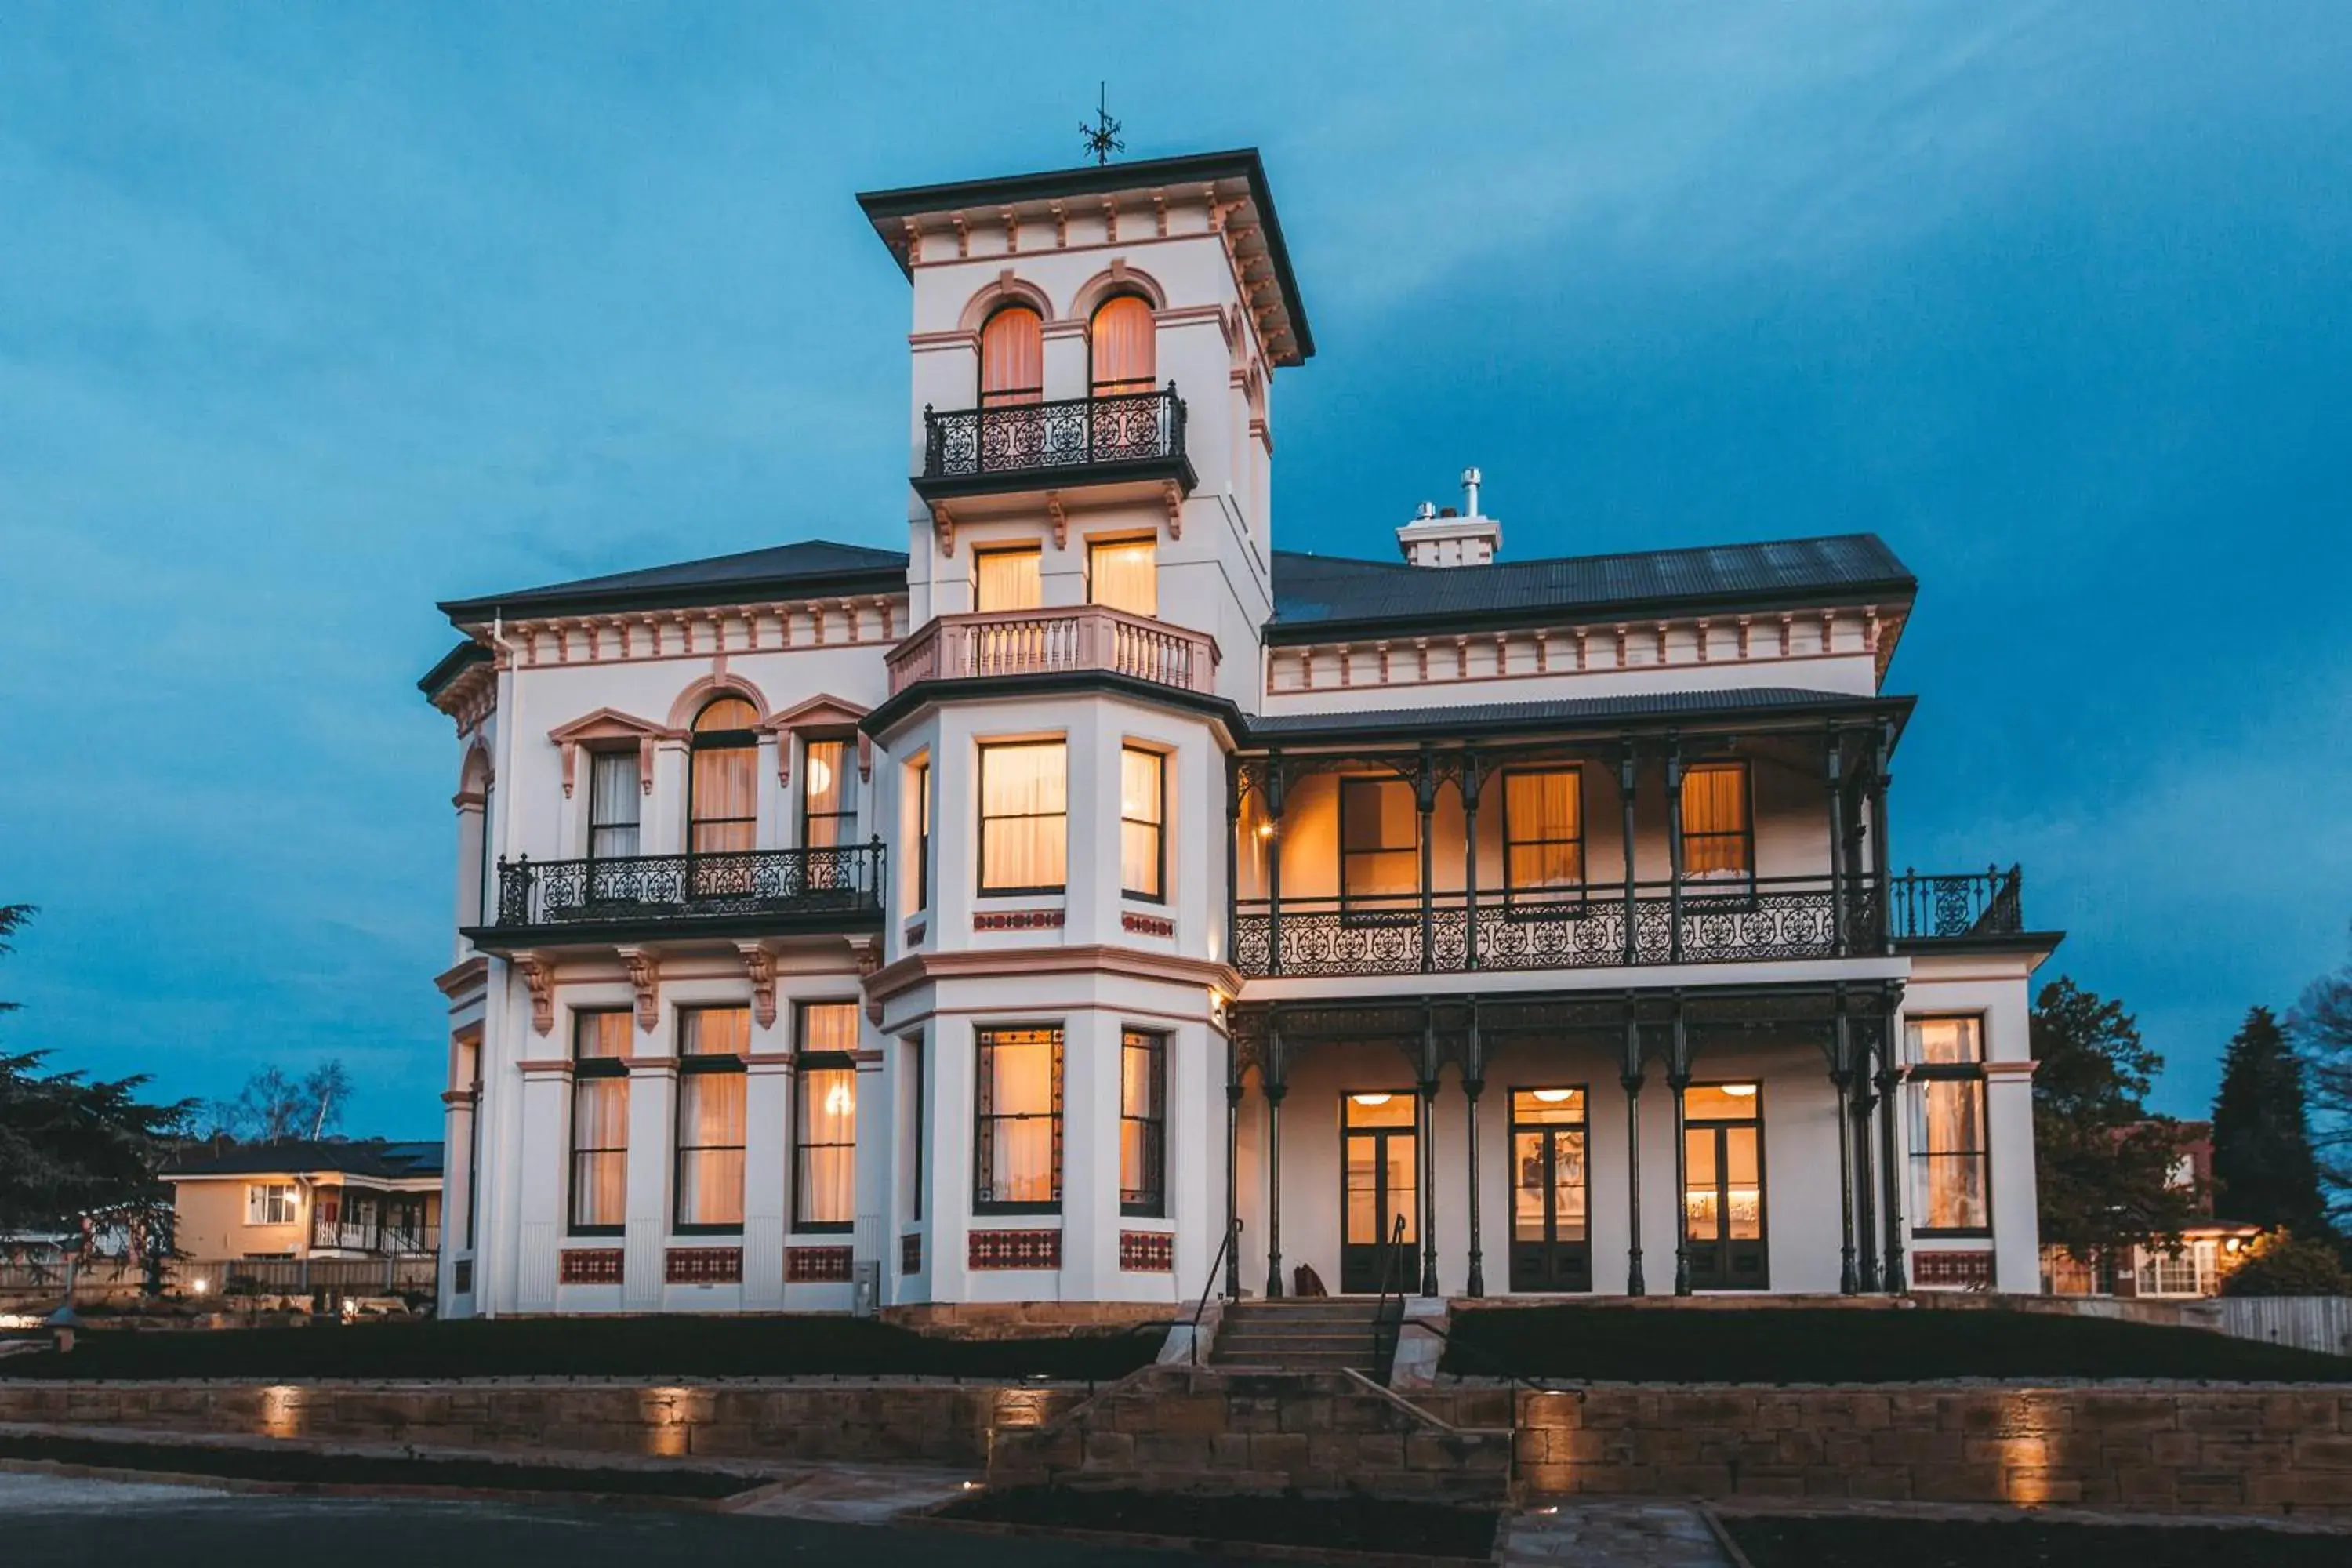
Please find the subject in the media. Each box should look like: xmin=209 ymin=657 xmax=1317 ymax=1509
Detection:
xmin=4 ymin=4 xmax=2348 ymax=1137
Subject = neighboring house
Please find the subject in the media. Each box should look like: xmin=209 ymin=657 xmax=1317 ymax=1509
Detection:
xmin=163 ymin=1141 xmax=443 ymax=1263
xmin=2042 ymin=1121 xmax=2261 ymax=1298
xmin=421 ymin=147 xmax=2061 ymax=1319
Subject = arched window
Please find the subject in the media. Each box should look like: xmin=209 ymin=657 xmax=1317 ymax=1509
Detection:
xmin=1090 ymin=295 xmax=1155 ymax=396
xmin=979 ymin=304 xmax=1042 ymax=406
xmin=688 ymin=696 xmax=758 ymax=857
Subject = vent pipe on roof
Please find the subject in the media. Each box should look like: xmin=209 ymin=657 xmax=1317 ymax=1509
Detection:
xmin=1396 ymin=467 xmax=1501 ymax=568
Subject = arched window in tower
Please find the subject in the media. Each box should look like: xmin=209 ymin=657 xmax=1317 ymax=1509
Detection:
xmin=978 ymin=304 xmax=1043 ymax=405
xmin=688 ymin=695 xmax=759 ymax=859
xmin=1089 ymin=295 xmax=1155 ymax=397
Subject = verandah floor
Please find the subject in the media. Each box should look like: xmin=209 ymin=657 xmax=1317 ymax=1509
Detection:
xmin=0 ymin=1315 xmax=1167 ymax=1383
xmin=1437 ymin=1304 xmax=2352 ymax=1382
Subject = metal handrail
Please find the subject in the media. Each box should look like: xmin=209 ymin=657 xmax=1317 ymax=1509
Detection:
xmin=1369 ymin=1211 xmax=1410 ymax=1381
xmin=1189 ymin=1218 xmax=1240 ymax=1367
xmin=921 ymin=382 xmax=1186 ymax=481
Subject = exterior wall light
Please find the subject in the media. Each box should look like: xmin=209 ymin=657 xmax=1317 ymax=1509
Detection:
xmin=1722 ymin=1083 xmax=1759 ymax=1097
xmin=1349 ymin=1092 xmax=1393 ymax=1108
xmin=1532 ymin=1088 xmax=1575 ymax=1104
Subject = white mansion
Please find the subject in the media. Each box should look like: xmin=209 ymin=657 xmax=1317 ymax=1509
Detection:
xmin=422 ymin=150 xmax=2059 ymax=1319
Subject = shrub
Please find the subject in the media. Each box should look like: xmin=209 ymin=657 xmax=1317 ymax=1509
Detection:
xmin=2220 ymin=1230 xmax=2350 ymax=1296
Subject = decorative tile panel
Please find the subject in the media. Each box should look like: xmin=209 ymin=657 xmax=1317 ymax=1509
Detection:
xmin=969 ymin=1229 xmax=1062 ymax=1271
xmin=1119 ymin=1230 xmax=1174 ymax=1272
xmin=785 ymin=1245 xmax=854 ymax=1283
xmin=1911 ymin=1250 xmax=1994 ymax=1290
xmin=974 ymin=909 xmax=1065 ymax=932
xmin=901 ymin=1233 xmax=923 ymax=1275
xmin=1121 ymin=912 xmax=1176 ymax=939
xmin=664 ymin=1247 xmax=743 ymax=1285
xmin=559 ymin=1248 xmax=624 ymax=1286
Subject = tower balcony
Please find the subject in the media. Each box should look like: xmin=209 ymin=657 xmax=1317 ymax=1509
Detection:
xmin=465 ymin=844 xmax=886 ymax=950
xmin=887 ymin=604 xmax=1219 ymax=698
xmin=913 ymin=383 xmax=1194 ymax=505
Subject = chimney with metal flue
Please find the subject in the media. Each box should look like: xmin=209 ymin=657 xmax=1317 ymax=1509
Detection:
xmin=1396 ymin=467 xmax=1501 ymax=567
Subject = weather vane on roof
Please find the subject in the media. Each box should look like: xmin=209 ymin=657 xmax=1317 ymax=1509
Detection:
xmin=1080 ymin=82 xmax=1123 ymax=166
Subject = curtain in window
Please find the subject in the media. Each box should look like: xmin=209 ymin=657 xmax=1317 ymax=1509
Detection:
xmin=589 ymin=751 xmax=641 ymax=859
xmin=1504 ymin=770 xmax=1582 ymax=889
xmin=1120 ymin=746 xmax=1164 ymax=898
xmin=1091 ymin=296 xmax=1156 ymax=394
xmin=676 ymin=1071 xmax=746 ymax=1228
xmin=974 ymin=549 xmax=1042 ymax=613
xmin=1341 ymin=779 xmax=1420 ymax=897
xmin=1910 ymin=1078 xmax=1988 ymax=1229
xmin=800 ymin=1001 xmax=859 ymax=1053
xmin=802 ymin=739 xmax=856 ymax=848
xmin=980 ymin=742 xmax=1067 ymax=892
xmin=571 ymin=1078 xmax=628 ymax=1229
xmin=575 ymin=1011 xmax=630 ymax=1060
xmin=1120 ymin=1029 xmax=1163 ymax=1211
xmin=690 ymin=746 xmax=756 ymax=854
xmin=681 ymin=1007 xmax=750 ymax=1057
xmin=980 ymin=307 xmax=1042 ymax=403
xmin=797 ymin=1067 xmax=857 ymax=1227
xmin=1090 ymin=538 xmax=1157 ymax=616
xmin=981 ymin=1029 xmax=1059 ymax=1205
xmin=1681 ymin=765 xmax=1750 ymax=876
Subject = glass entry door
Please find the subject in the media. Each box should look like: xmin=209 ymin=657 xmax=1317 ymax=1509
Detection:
xmin=1684 ymin=1083 xmax=1767 ymax=1290
xmin=1509 ymin=1088 xmax=1591 ymax=1291
xmin=1341 ymin=1092 xmax=1417 ymax=1294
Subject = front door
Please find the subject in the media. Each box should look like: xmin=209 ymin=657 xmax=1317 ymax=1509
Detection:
xmin=1508 ymin=1087 xmax=1591 ymax=1291
xmin=1341 ymin=1091 xmax=1417 ymax=1294
xmin=1683 ymin=1083 xmax=1768 ymax=1290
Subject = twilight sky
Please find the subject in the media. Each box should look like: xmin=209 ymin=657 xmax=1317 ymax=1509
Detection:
xmin=4 ymin=4 xmax=2348 ymax=1137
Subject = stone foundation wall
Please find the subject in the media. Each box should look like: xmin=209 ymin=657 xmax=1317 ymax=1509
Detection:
xmin=1407 ymin=1385 xmax=2352 ymax=1515
xmin=0 ymin=1380 xmax=1080 ymax=1468
xmin=883 ymin=1301 xmax=1176 ymax=1339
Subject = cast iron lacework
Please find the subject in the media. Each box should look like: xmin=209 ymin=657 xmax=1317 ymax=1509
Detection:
xmin=488 ymin=843 xmax=884 ymax=928
xmin=923 ymin=384 xmax=1185 ymax=481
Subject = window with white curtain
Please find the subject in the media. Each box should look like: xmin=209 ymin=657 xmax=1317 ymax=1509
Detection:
xmin=794 ymin=1002 xmax=860 ymax=1232
xmin=1120 ymin=746 xmax=1165 ymax=901
xmin=688 ymin=697 xmax=759 ymax=856
xmin=245 ymin=1183 xmax=297 ymax=1226
xmin=588 ymin=750 xmax=641 ymax=860
xmin=569 ymin=1011 xmax=630 ymax=1235
xmin=800 ymin=738 xmax=857 ymax=848
xmin=674 ymin=1007 xmax=747 ymax=1232
xmin=1088 ymin=537 xmax=1157 ymax=617
xmin=978 ymin=740 xmax=1067 ymax=895
xmin=975 ymin=1025 xmax=1062 ymax=1212
xmin=974 ymin=546 xmax=1043 ymax=613
xmin=1907 ymin=1017 xmax=1990 ymax=1233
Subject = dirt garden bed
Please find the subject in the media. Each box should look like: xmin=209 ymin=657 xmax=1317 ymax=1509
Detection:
xmin=1439 ymin=1305 xmax=2352 ymax=1382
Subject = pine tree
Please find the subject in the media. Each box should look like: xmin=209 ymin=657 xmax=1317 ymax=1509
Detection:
xmin=2209 ymin=1004 xmax=2331 ymax=1236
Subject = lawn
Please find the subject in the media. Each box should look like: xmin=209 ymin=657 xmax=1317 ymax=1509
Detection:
xmin=1437 ymin=1305 xmax=2352 ymax=1383
xmin=936 ymin=1486 xmax=1501 ymax=1560
xmin=1723 ymin=1513 xmax=2352 ymax=1567
xmin=0 ymin=1429 xmax=759 ymax=1499
xmin=0 ymin=1315 xmax=1166 ymax=1383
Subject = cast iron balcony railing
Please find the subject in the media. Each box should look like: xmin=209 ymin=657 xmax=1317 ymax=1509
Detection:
xmin=484 ymin=843 xmax=885 ymax=935
xmin=917 ymin=383 xmax=1191 ymax=497
xmin=1230 ymin=867 xmax=2026 ymax=978
xmin=886 ymin=604 xmax=1218 ymax=697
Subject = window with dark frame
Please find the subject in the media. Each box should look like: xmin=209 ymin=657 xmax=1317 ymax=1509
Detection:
xmin=972 ymin=546 xmax=1043 ymax=613
xmin=1907 ymin=1017 xmax=1991 ymax=1234
xmin=1120 ymin=746 xmax=1166 ymax=902
xmin=979 ymin=303 xmax=1043 ymax=405
xmin=1119 ymin=1029 xmax=1167 ymax=1217
xmin=914 ymin=757 xmax=933 ymax=911
xmin=1340 ymin=776 xmax=1421 ymax=906
xmin=975 ymin=1025 xmax=1063 ymax=1213
xmin=1088 ymin=295 xmax=1156 ymax=395
xmin=568 ymin=1011 xmax=630 ymax=1236
xmin=673 ymin=1007 xmax=748 ymax=1233
xmin=1088 ymin=536 xmax=1157 ymax=617
xmin=794 ymin=1002 xmax=860 ymax=1232
xmin=800 ymin=737 xmax=858 ymax=849
xmin=688 ymin=696 xmax=759 ymax=856
xmin=978 ymin=740 xmax=1067 ymax=895
xmin=586 ymin=750 xmax=642 ymax=860
xmin=1679 ymin=760 xmax=1753 ymax=881
xmin=906 ymin=1032 xmax=925 ymax=1223
xmin=1502 ymin=768 xmax=1584 ymax=902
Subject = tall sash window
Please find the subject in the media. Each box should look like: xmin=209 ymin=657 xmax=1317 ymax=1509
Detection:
xmin=674 ymin=1007 xmax=748 ymax=1232
xmin=1089 ymin=296 xmax=1156 ymax=394
xmin=587 ymin=751 xmax=641 ymax=860
xmin=568 ymin=1011 xmax=630 ymax=1235
xmin=979 ymin=305 xmax=1043 ymax=405
xmin=794 ymin=1002 xmax=860 ymax=1232
xmin=975 ymin=1025 xmax=1063 ymax=1212
xmin=1907 ymin=1017 xmax=1991 ymax=1232
xmin=1680 ymin=762 xmax=1752 ymax=881
xmin=688 ymin=697 xmax=758 ymax=856
xmin=1088 ymin=537 xmax=1157 ymax=617
xmin=978 ymin=740 xmax=1067 ymax=895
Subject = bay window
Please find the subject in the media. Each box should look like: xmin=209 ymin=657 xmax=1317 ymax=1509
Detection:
xmin=973 ymin=546 xmax=1042 ymax=613
xmin=975 ymin=1025 xmax=1062 ymax=1213
xmin=1120 ymin=1029 xmax=1166 ymax=1218
xmin=1088 ymin=537 xmax=1157 ymax=617
xmin=978 ymin=740 xmax=1066 ymax=895
xmin=1120 ymin=746 xmax=1166 ymax=901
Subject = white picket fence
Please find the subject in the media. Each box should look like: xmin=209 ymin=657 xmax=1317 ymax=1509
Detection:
xmin=2216 ymin=1296 xmax=2352 ymax=1357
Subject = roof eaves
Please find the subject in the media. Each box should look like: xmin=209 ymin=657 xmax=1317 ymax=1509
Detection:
xmin=437 ymin=561 xmax=909 ymax=627
xmin=416 ymin=640 xmax=491 ymax=699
